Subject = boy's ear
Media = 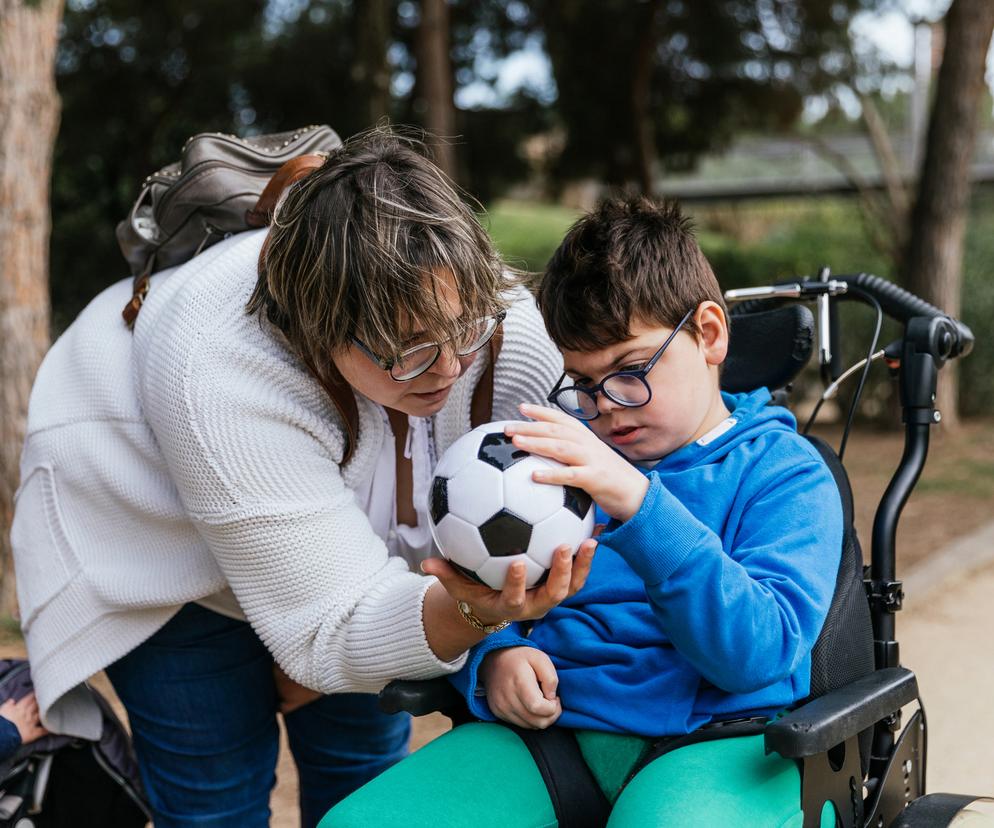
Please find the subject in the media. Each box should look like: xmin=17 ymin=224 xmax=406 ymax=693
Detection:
xmin=695 ymin=301 xmax=729 ymax=367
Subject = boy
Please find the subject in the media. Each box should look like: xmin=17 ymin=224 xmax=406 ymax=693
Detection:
xmin=322 ymin=198 xmax=842 ymax=827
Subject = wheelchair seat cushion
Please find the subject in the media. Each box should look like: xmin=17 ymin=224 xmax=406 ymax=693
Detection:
xmin=318 ymin=722 xmax=836 ymax=828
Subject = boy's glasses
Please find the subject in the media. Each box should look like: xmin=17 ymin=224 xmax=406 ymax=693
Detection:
xmin=353 ymin=310 xmax=506 ymax=382
xmin=547 ymin=308 xmax=695 ymax=421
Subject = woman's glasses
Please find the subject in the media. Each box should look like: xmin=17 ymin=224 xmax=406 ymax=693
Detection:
xmin=353 ymin=310 xmax=506 ymax=382
xmin=547 ymin=308 xmax=695 ymax=421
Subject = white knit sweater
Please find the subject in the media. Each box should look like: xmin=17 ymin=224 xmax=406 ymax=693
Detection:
xmin=11 ymin=230 xmax=563 ymax=738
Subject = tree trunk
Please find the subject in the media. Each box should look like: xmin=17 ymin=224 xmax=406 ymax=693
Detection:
xmin=0 ymin=0 xmax=63 ymax=617
xmin=415 ymin=0 xmax=456 ymax=181
xmin=352 ymin=0 xmax=392 ymax=127
xmin=631 ymin=0 xmax=661 ymax=196
xmin=904 ymin=0 xmax=994 ymax=427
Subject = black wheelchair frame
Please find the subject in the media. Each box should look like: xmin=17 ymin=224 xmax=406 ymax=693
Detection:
xmin=380 ymin=271 xmax=990 ymax=828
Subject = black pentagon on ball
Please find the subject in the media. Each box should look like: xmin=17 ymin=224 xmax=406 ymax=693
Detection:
xmin=449 ymin=559 xmax=487 ymax=585
xmin=479 ymin=509 xmax=533 ymax=557
xmin=429 ymin=476 xmax=449 ymax=525
xmin=477 ymin=431 xmax=530 ymax=471
xmin=563 ymin=485 xmax=593 ymax=519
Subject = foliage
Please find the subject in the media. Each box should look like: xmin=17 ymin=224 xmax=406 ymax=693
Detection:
xmin=52 ymin=0 xmax=268 ymax=327
xmin=49 ymin=1 xmax=533 ymax=324
xmin=521 ymin=0 xmax=882 ymax=186
xmin=487 ymin=194 xmax=994 ymax=417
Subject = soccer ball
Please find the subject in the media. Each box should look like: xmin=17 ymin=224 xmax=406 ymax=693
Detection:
xmin=428 ymin=420 xmax=596 ymax=589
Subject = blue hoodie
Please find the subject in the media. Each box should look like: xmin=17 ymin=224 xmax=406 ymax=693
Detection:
xmin=449 ymin=388 xmax=843 ymax=737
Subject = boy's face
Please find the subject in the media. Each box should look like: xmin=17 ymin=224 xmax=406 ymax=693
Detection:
xmin=559 ymin=302 xmax=730 ymax=462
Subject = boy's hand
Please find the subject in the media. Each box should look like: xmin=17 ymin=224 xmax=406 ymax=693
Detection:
xmin=480 ymin=647 xmax=562 ymax=729
xmin=506 ymin=404 xmax=650 ymax=523
xmin=422 ymin=539 xmax=596 ymax=626
xmin=0 ymin=692 xmax=48 ymax=745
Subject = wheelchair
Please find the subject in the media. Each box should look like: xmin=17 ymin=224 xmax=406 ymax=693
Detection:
xmin=379 ymin=270 xmax=992 ymax=827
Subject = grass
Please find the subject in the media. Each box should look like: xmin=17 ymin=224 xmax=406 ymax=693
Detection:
xmin=480 ymin=199 xmax=581 ymax=273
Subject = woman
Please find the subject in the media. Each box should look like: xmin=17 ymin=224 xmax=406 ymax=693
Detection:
xmin=11 ymin=129 xmax=592 ymax=827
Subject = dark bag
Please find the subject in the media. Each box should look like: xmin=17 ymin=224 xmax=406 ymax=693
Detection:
xmin=117 ymin=124 xmax=342 ymax=326
xmin=0 ymin=660 xmax=150 ymax=828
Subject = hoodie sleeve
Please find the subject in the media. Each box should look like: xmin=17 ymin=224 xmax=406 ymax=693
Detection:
xmin=597 ymin=448 xmax=843 ymax=694
xmin=446 ymin=623 xmax=536 ymax=721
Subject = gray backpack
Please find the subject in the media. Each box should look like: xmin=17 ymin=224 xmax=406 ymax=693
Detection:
xmin=117 ymin=124 xmax=342 ymax=326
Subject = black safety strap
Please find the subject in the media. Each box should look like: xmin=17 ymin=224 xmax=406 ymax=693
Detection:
xmin=508 ymin=725 xmax=611 ymax=828
xmin=621 ymin=717 xmax=769 ymax=790
xmin=503 ymin=717 xmax=768 ymax=827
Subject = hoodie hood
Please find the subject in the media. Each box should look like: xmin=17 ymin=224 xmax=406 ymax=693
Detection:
xmin=649 ymin=387 xmax=796 ymax=474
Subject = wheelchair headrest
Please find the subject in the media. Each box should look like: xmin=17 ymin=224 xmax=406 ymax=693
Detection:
xmin=721 ymin=304 xmax=815 ymax=394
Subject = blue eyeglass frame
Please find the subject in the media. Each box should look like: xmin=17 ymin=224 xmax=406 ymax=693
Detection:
xmin=352 ymin=309 xmax=507 ymax=382
xmin=547 ymin=307 xmax=696 ymax=420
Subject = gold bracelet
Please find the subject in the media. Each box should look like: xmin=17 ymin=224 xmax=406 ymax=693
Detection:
xmin=456 ymin=601 xmax=510 ymax=635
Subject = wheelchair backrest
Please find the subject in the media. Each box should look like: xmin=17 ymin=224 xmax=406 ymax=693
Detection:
xmin=721 ymin=304 xmax=876 ymax=769
xmin=803 ymin=437 xmax=875 ymax=701
xmin=721 ymin=304 xmax=875 ymax=701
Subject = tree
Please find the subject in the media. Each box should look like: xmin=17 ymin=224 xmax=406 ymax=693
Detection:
xmin=527 ymin=0 xmax=876 ymax=190
xmin=415 ymin=0 xmax=457 ymax=180
xmin=353 ymin=0 xmax=393 ymax=126
xmin=903 ymin=0 xmax=994 ymax=427
xmin=0 ymin=0 xmax=64 ymax=616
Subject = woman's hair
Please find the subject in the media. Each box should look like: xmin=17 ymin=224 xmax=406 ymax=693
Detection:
xmin=538 ymin=196 xmax=727 ymax=352
xmin=248 ymin=127 xmax=509 ymax=377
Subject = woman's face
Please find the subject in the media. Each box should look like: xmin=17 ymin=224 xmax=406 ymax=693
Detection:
xmin=331 ymin=269 xmax=479 ymax=418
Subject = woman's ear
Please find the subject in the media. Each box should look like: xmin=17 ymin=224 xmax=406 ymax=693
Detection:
xmin=695 ymin=301 xmax=729 ymax=367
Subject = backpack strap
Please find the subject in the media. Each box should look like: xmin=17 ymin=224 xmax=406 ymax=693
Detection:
xmin=245 ymin=153 xmax=327 ymax=228
xmin=508 ymin=724 xmax=611 ymax=828
xmin=470 ymin=326 xmax=503 ymax=429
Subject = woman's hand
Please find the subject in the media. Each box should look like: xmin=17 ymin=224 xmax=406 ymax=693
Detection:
xmin=273 ymin=664 xmax=322 ymax=714
xmin=421 ymin=539 xmax=596 ymax=627
xmin=506 ymin=403 xmax=650 ymax=523
xmin=480 ymin=646 xmax=561 ymax=729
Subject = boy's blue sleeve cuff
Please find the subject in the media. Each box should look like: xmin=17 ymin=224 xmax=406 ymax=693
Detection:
xmin=446 ymin=623 xmax=535 ymax=721
xmin=598 ymin=474 xmax=709 ymax=586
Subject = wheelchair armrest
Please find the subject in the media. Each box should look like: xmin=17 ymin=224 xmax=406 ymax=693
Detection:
xmin=765 ymin=667 xmax=918 ymax=759
xmin=378 ymin=677 xmax=466 ymax=716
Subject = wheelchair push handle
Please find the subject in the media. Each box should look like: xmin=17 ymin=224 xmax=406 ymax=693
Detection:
xmin=725 ymin=272 xmax=974 ymax=362
xmin=837 ymin=272 xmax=974 ymax=361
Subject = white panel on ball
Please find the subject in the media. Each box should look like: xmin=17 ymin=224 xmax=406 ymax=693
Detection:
xmin=431 ymin=513 xmax=491 ymax=570
xmin=501 ymin=456 xmax=564 ymax=525
xmin=476 ymin=553 xmax=547 ymax=590
xmin=447 ymin=462 xmax=505 ymax=526
xmin=432 ymin=429 xmax=486 ymax=480
xmin=526 ymin=509 xmax=590 ymax=569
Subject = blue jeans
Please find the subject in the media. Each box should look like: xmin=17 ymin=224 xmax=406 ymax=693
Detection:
xmin=106 ymin=603 xmax=410 ymax=828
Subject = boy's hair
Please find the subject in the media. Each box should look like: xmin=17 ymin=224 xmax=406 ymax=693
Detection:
xmin=248 ymin=126 xmax=509 ymax=377
xmin=537 ymin=197 xmax=728 ymax=352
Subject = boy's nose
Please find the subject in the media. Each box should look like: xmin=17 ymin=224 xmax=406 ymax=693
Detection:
xmin=595 ymin=390 xmax=623 ymax=416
